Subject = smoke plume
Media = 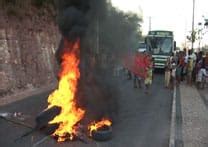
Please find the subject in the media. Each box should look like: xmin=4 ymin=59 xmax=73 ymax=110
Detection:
xmin=54 ymin=0 xmax=118 ymax=124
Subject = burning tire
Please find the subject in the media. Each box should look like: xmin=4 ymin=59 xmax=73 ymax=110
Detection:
xmin=91 ymin=125 xmax=112 ymax=141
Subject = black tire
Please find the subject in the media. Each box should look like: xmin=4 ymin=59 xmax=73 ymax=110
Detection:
xmin=91 ymin=126 xmax=112 ymax=141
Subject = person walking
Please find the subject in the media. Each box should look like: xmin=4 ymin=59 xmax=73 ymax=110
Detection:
xmin=176 ymin=52 xmax=184 ymax=85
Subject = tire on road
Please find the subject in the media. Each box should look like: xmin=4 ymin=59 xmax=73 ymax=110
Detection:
xmin=91 ymin=126 xmax=112 ymax=141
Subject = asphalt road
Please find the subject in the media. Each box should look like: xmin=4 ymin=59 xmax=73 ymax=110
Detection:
xmin=0 ymin=72 xmax=172 ymax=147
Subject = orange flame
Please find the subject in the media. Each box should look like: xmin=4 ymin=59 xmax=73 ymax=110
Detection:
xmin=47 ymin=39 xmax=85 ymax=142
xmin=88 ymin=118 xmax=112 ymax=136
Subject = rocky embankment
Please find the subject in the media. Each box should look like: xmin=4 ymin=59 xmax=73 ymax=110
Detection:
xmin=0 ymin=3 xmax=60 ymax=97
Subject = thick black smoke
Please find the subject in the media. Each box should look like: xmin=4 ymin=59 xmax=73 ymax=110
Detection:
xmin=54 ymin=0 xmax=118 ymax=124
xmin=55 ymin=0 xmax=106 ymax=41
xmin=58 ymin=7 xmax=86 ymax=40
xmin=55 ymin=0 xmax=89 ymax=12
xmin=54 ymin=0 xmax=90 ymax=64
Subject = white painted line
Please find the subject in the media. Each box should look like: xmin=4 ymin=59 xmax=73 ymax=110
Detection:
xmin=169 ymin=84 xmax=176 ymax=147
xmin=32 ymin=136 xmax=50 ymax=147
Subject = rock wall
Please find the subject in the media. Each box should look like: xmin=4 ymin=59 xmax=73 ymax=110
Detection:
xmin=0 ymin=7 xmax=60 ymax=96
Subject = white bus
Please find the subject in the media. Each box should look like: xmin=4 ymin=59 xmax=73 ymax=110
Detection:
xmin=145 ymin=30 xmax=176 ymax=69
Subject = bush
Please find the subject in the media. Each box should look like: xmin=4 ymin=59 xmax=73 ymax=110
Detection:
xmin=6 ymin=5 xmax=17 ymax=16
xmin=32 ymin=0 xmax=55 ymax=8
xmin=32 ymin=0 xmax=44 ymax=7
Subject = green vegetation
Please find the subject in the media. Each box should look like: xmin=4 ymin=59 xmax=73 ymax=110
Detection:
xmin=0 ymin=0 xmax=143 ymax=55
xmin=0 ymin=0 xmax=55 ymax=18
xmin=97 ymin=3 xmax=143 ymax=56
xmin=0 ymin=0 xmax=55 ymax=8
xmin=31 ymin=0 xmax=55 ymax=8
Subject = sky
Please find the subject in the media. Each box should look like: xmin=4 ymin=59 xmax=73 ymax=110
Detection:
xmin=111 ymin=0 xmax=208 ymax=48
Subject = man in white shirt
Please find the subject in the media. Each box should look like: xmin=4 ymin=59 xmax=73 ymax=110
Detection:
xmin=196 ymin=65 xmax=208 ymax=89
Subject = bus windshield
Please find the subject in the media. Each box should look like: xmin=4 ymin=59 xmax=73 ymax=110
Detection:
xmin=147 ymin=37 xmax=172 ymax=54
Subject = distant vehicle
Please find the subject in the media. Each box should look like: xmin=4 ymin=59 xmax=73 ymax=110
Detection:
xmin=145 ymin=30 xmax=176 ymax=69
xmin=137 ymin=42 xmax=147 ymax=52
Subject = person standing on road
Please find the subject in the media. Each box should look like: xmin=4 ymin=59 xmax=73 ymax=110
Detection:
xmin=203 ymin=52 xmax=208 ymax=70
xmin=195 ymin=51 xmax=204 ymax=81
xmin=176 ymin=52 xmax=184 ymax=85
xmin=181 ymin=51 xmax=187 ymax=82
xmin=164 ymin=57 xmax=172 ymax=88
xmin=144 ymin=54 xmax=153 ymax=94
xmin=133 ymin=74 xmax=142 ymax=88
xmin=191 ymin=52 xmax=197 ymax=82
xmin=187 ymin=50 xmax=194 ymax=85
xmin=196 ymin=63 xmax=208 ymax=89
xmin=170 ymin=62 xmax=176 ymax=89
xmin=133 ymin=51 xmax=143 ymax=88
xmin=127 ymin=70 xmax=132 ymax=80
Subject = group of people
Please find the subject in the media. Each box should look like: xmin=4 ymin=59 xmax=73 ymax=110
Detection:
xmin=122 ymin=49 xmax=208 ymax=94
xmin=164 ymin=49 xmax=208 ymax=89
xmin=125 ymin=51 xmax=154 ymax=94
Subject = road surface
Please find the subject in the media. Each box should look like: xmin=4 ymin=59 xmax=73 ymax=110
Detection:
xmin=0 ymin=72 xmax=172 ymax=147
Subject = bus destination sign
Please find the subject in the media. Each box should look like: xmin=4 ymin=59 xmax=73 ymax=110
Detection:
xmin=148 ymin=31 xmax=173 ymax=36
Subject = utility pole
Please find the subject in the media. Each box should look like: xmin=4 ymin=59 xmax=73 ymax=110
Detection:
xmin=96 ymin=19 xmax=99 ymax=54
xmin=191 ymin=0 xmax=195 ymax=52
xmin=184 ymin=19 xmax=187 ymax=48
xmin=198 ymin=22 xmax=203 ymax=52
xmin=149 ymin=16 xmax=152 ymax=31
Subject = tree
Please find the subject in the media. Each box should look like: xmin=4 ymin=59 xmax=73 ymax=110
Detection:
xmin=187 ymin=30 xmax=197 ymax=43
xmin=98 ymin=4 xmax=143 ymax=56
